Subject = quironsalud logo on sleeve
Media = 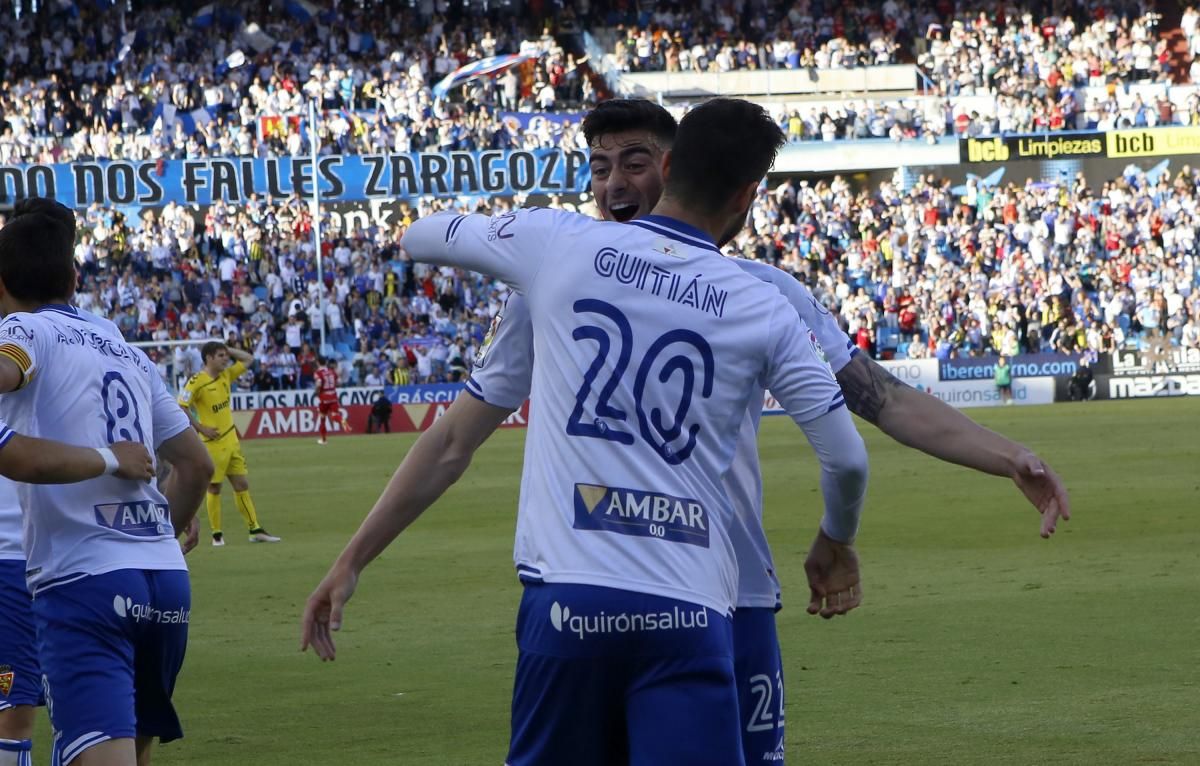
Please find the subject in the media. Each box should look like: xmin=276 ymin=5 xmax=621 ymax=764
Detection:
xmin=573 ymin=483 xmax=709 ymax=547
xmin=94 ymin=500 xmax=172 ymax=537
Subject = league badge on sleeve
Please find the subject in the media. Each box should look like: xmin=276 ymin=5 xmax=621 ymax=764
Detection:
xmin=474 ymin=313 xmax=504 ymax=368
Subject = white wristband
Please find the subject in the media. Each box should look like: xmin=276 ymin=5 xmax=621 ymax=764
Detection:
xmin=96 ymin=448 xmax=120 ymax=476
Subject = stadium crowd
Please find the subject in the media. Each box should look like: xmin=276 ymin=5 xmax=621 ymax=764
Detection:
xmin=0 ymin=0 xmax=1196 ymax=391
xmin=3 ymin=0 xmax=1198 ymax=169
xmin=58 ymin=154 xmax=1200 ymax=392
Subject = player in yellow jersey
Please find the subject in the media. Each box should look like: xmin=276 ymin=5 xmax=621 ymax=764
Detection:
xmin=178 ymin=341 xmax=281 ymax=546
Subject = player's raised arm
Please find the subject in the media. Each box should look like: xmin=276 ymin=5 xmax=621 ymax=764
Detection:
xmin=226 ymin=347 xmax=254 ymax=367
xmin=834 ymin=354 xmax=1071 ymax=538
xmin=302 ymin=394 xmax=515 ymax=661
xmin=400 ymin=208 xmax=559 ymax=293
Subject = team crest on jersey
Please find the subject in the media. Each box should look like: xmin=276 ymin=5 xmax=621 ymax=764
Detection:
xmin=0 ymin=665 xmax=13 ymax=696
xmin=573 ymin=483 xmax=709 ymax=547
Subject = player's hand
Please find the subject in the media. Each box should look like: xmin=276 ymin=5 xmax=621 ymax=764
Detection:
xmin=111 ymin=441 xmax=155 ymax=481
xmin=804 ymin=528 xmax=862 ymax=620
xmin=179 ymin=517 xmax=200 ymax=555
xmin=197 ymin=424 xmax=221 ymax=440
xmin=301 ymin=564 xmax=359 ymax=661
xmin=1010 ymin=450 xmax=1071 ymax=538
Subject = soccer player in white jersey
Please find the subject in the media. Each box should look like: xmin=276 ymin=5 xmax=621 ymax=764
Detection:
xmin=313 ymin=99 xmax=872 ymax=764
xmin=0 ymin=433 xmax=155 ymax=766
xmin=304 ymin=99 xmax=1071 ymax=763
xmin=0 ymin=199 xmax=213 ymax=766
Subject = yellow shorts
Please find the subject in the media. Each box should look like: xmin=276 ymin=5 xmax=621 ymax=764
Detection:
xmin=205 ymin=435 xmax=248 ymax=484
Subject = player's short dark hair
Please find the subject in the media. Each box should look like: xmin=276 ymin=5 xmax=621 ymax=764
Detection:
xmin=664 ymin=98 xmax=785 ymax=215
xmin=201 ymin=341 xmax=227 ymax=362
xmin=0 ymin=197 xmax=77 ymax=303
xmin=582 ymin=99 xmax=677 ymax=149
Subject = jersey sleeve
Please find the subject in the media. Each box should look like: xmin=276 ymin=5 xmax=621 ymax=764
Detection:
xmin=401 ymin=208 xmax=567 ymax=293
xmin=0 ymin=418 xmax=13 ymax=449
xmin=177 ymin=375 xmax=201 ymax=408
xmin=138 ymin=350 xmax=192 ymax=448
xmin=760 ymin=298 xmax=845 ymax=425
xmin=464 ymin=293 xmax=533 ymax=411
xmin=734 ymin=258 xmax=855 ymax=373
xmin=0 ymin=314 xmax=42 ymax=391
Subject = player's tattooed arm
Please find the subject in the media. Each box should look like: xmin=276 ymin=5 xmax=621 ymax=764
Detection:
xmin=834 ymin=354 xmax=905 ymax=424
xmin=834 ymin=352 xmax=1070 ymax=537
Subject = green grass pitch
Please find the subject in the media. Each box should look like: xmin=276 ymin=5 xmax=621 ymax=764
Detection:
xmin=35 ymin=398 xmax=1200 ymax=764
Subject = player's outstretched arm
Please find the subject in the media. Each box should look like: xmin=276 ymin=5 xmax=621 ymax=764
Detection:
xmin=301 ymin=394 xmax=513 ymax=661
xmin=797 ymin=405 xmax=869 ymax=619
xmin=835 ymin=355 xmax=1071 ymax=538
xmin=156 ymin=427 xmax=214 ymax=548
xmin=0 ymin=435 xmax=155 ymax=483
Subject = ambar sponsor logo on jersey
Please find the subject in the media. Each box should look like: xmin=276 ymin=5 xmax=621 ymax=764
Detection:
xmin=572 ymin=483 xmax=709 ymax=547
xmin=94 ymin=500 xmax=171 ymax=537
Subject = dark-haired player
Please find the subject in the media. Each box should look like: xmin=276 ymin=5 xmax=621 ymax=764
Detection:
xmin=0 ymin=197 xmax=214 ymax=766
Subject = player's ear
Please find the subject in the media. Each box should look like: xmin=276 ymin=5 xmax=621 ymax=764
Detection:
xmin=659 ymin=149 xmax=672 ymax=183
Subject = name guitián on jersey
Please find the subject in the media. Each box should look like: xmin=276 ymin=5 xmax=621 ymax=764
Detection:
xmin=404 ymin=208 xmax=847 ymax=614
xmin=573 ymin=483 xmax=709 ymax=547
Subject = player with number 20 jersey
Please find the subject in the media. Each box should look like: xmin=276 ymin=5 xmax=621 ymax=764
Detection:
xmin=469 ymin=256 xmax=860 ymax=761
xmin=404 ymin=199 xmax=867 ymax=764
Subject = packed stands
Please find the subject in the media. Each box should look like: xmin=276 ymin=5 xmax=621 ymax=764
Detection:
xmin=0 ymin=0 xmax=1195 ymax=390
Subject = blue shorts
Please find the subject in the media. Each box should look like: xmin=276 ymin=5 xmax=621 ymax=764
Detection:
xmin=507 ymin=582 xmax=743 ymax=766
xmin=733 ymin=607 xmax=786 ymax=764
xmin=0 ymin=560 xmax=41 ymax=710
xmin=33 ymin=569 xmax=190 ymax=765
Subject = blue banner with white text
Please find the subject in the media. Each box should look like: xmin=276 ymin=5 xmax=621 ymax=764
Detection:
xmin=0 ymin=150 xmax=590 ymax=208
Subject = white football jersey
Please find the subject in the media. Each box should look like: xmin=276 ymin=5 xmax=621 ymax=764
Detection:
xmin=0 ymin=305 xmax=192 ymax=593
xmin=468 ymin=258 xmax=858 ymax=609
xmin=0 ymin=430 xmax=22 ymax=560
xmin=406 ymin=210 xmax=845 ymax=615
